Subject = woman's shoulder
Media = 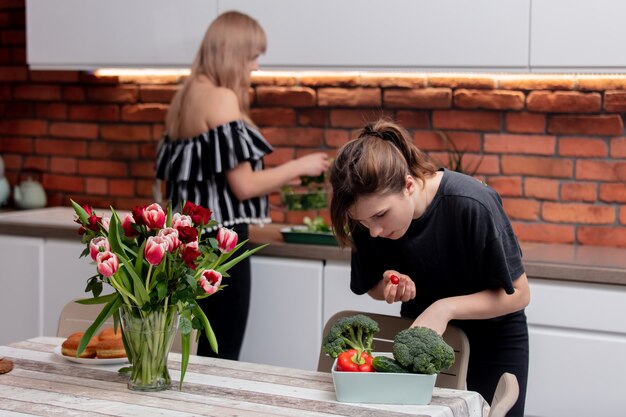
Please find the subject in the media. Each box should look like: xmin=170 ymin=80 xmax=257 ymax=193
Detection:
xmin=163 ymin=119 xmax=249 ymax=142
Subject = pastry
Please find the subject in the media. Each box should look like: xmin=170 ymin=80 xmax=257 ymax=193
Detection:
xmin=98 ymin=326 xmax=122 ymax=341
xmin=61 ymin=333 xmax=99 ymax=358
xmin=0 ymin=358 xmax=13 ymax=374
xmin=96 ymin=337 xmax=127 ymax=359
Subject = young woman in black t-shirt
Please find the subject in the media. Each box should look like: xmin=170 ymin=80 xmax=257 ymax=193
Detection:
xmin=329 ymin=119 xmax=530 ymax=417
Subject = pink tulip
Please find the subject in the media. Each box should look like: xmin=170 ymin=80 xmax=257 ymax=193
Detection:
xmin=158 ymin=227 xmax=181 ymax=252
xmin=199 ymin=269 xmax=222 ymax=295
xmin=89 ymin=236 xmax=110 ymax=261
xmin=172 ymin=213 xmax=193 ymax=230
xmin=100 ymin=217 xmax=110 ymax=232
xmin=216 ymin=227 xmax=238 ymax=254
xmin=144 ymin=236 xmax=168 ymax=265
xmin=142 ymin=203 xmax=166 ymax=229
xmin=96 ymin=251 xmax=119 ymax=277
xmin=122 ymin=213 xmax=139 ymax=238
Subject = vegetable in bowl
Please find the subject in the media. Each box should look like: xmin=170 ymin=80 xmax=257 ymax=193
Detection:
xmin=392 ymin=327 xmax=455 ymax=374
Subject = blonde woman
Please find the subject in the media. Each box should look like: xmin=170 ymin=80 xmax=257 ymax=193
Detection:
xmin=329 ymin=119 xmax=530 ymax=417
xmin=156 ymin=11 xmax=329 ymax=360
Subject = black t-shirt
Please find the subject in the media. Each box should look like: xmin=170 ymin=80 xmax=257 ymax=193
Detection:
xmin=351 ymin=169 xmax=525 ymax=321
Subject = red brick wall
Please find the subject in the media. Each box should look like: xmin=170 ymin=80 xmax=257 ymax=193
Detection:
xmin=2 ymin=0 xmax=626 ymax=247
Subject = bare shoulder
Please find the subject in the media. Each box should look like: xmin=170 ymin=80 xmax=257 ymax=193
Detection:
xmin=192 ymin=85 xmax=241 ymax=128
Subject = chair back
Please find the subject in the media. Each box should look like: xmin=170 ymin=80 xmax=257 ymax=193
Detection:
xmin=57 ymin=299 xmax=197 ymax=355
xmin=317 ymin=310 xmax=469 ymax=390
xmin=488 ymin=372 xmax=519 ymax=417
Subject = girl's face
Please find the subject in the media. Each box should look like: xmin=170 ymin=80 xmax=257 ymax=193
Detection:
xmin=348 ymin=176 xmax=417 ymax=240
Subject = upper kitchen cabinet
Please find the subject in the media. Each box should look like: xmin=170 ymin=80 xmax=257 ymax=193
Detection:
xmin=26 ymin=0 xmax=530 ymax=71
xmin=26 ymin=0 xmax=218 ymax=70
xmin=530 ymin=0 xmax=626 ymax=72
xmin=223 ymin=0 xmax=531 ymax=71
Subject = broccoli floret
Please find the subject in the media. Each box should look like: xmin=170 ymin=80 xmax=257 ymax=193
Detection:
xmin=392 ymin=327 xmax=455 ymax=374
xmin=322 ymin=314 xmax=379 ymax=358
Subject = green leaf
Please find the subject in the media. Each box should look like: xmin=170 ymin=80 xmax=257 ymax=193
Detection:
xmin=192 ymin=304 xmax=217 ymax=354
xmin=178 ymin=312 xmax=192 ymax=391
xmin=179 ymin=332 xmax=190 ymax=391
xmin=107 ymin=208 xmax=126 ymax=255
xmin=75 ymin=292 xmax=118 ymax=305
xmin=133 ymin=239 xmax=146 ymax=278
xmin=70 ymin=198 xmax=90 ymax=225
xmin=179 ymin=315 xmax=192 ymax=335
xmin=76 ymin=294 xmax=122 ymax=356
xmin=156 ymin=280 xmax=168 ymax=300
xmin=215 ymin=243 xmax=268 ymax=274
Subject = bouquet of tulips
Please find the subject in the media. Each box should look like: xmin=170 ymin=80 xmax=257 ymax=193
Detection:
xmin=70 ymin=199 xmax=266 ymax=389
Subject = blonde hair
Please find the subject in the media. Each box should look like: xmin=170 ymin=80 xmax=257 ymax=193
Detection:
xmin=166 ymin=11 xmax=267 ymax=137
xmin=330 ymin=119 xmax=437 ymax=246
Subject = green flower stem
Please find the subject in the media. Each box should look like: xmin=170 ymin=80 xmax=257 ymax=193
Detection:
xmin=109 ymin=275 xmax=137 ymax=305
xmin=145 ymin=264 xmax=153 ymax=291
xmin=122 ymin=304 xmax=178 ymax=391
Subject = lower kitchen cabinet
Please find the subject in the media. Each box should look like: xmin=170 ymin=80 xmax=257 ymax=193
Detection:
xmin=524 ymin=278 xmax=626 ymax=417
xmin=240 ymin=256 xmax=323 ymax=371
xmin=0 ymin=235 xmax=43 ymax=345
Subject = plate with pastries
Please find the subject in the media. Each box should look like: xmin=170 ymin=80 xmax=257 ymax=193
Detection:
xmin=54 ymin=326 xmax=129 ymax=365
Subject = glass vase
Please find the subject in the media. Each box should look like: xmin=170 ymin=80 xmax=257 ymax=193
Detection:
xmin=119 ymin=304 xmax=180 ymax=391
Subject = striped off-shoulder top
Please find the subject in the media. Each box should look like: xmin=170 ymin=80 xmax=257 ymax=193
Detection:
xmin=155 ymin=120 xmax=273 ymax=228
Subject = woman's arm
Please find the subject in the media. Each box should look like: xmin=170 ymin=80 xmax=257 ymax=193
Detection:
xmin=412 ymin=273 xmax=531 ymax=335
xmin=367 ymin=271 xmax=530 ymax=335
xmin=226 ymin=154 xmax=330 ymax=201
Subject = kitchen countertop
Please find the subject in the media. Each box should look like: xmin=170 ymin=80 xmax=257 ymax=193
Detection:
xmin=2 ymin=206 xmax=626 ymax=286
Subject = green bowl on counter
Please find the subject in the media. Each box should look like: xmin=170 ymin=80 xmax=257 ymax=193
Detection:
xmin=280 ymin=226 xmax=337 ymax=246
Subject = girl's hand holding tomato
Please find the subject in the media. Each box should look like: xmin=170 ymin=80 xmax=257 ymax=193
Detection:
xmin=383 ymin=270 xmax=416 ymax=304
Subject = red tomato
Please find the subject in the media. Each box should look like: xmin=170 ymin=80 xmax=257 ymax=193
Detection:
xmin=390 ymin=274 xmax=400 ymax=285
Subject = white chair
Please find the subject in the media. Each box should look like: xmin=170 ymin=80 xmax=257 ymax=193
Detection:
xmin=318 ymin=310 xmax=470 ymax=390
xmin=57 ymin=299 xmax=198 ymax=355
xmin=488 ymin=372 xmax=519 ymax=417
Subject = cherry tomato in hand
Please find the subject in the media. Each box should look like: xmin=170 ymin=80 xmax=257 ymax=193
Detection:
xmin=390 ymin=274 xmax=400 ymax=285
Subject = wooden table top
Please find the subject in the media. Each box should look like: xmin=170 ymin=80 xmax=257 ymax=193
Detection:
xmin=0 ymin=337 xmax=489 ymax=417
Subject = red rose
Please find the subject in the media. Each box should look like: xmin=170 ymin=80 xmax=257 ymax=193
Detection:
xmin=182 ymin=246 xmax=201 ymax=269
xmin=182 ymin=201 xmax=212 ymax=226
xmin=178 ymin=226 xmax=198 ymax=244
xmin=132 ymin=205 xmax=146 ymax=226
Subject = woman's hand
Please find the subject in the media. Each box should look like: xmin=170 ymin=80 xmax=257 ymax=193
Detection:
xmin=295 ymin=152 xmax=330 ymax=177
xmin=382 ymin=270 xmax=416 ymax=304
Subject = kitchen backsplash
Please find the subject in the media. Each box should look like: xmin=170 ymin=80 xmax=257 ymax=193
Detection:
xmin=1 ymin=0 xmax=625 ymax=247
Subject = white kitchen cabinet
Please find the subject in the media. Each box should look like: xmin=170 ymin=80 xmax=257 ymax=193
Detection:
xmin=0 ymin=235 xmax=43 ymax=345
xmin=524 ymin=278 xmax=626 ymax=417
xmin=530 ymin=0 xmax=626 ymax=72
xmin=42 ymin=239 xmax=113 ymax=337
xmin=240 ymin=256 xmax=323 ymax=371
xmin=223 ymin=0 xmax=530 ymax=71
xmin=27 ymin=0 xmax=218 ymax=70
xmin=323 ymin=261 xmax=401 ymax=326
xmin=27 ymin=0 xmax=533 ymax=72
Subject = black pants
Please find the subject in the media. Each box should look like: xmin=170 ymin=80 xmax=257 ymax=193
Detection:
xmin=457 ymin=311 xmax=529 ymax=417
xmin=196 ymin=223 xmax=250 ymax=360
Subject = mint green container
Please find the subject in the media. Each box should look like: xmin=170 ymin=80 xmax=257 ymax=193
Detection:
xmin=331 ymin=358 xmax=437 ymax=404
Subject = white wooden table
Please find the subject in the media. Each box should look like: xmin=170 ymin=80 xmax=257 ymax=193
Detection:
xmin=0 ymin=337 xmax=489 ymax=417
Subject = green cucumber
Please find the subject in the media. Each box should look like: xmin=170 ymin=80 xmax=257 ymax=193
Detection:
xmin=372 ymin=356 xmax=411 ymax=373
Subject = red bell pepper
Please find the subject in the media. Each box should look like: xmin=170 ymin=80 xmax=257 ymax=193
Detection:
xmin=336 ymin=349 xmax=374 ymax=372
